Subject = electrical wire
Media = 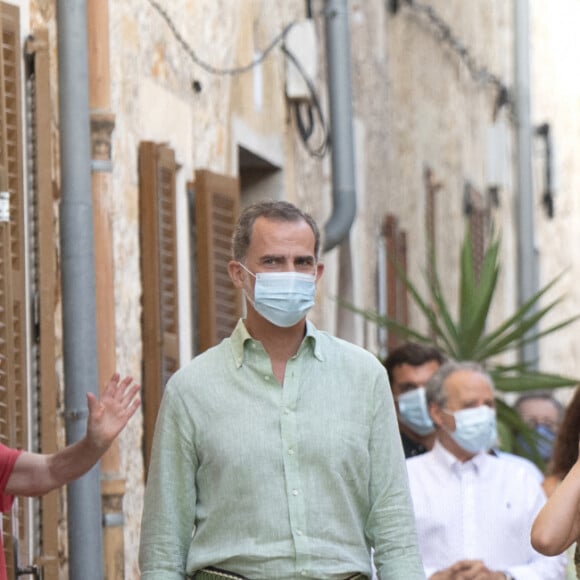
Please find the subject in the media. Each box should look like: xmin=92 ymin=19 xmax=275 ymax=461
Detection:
xmin=281 ymin=45 xmax=330 ymax=159
xmin=147 ymin=0 xmax=296 ymax=76
xmin=148 ymin=0 xmax=329 ymax=158
xmin=402 ymin=0 xmax=514 ymax=119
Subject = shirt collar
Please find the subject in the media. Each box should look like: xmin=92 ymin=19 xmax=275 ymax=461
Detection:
xmin=304 ymin=320 xmax=324 ymax=361
xmin=230 ymin=318 xmax=324 ymax=368
xmin=432 ymin=439 xmax=489 ymax=475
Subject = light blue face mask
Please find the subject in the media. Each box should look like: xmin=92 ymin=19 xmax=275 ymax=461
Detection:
xmin=444 ymin=405 xmax=497 ymax=454
xmin=240 ymin=264 xmax=316 ymax=328
xmin=397 ymin=387 xmax=435 ymax=436
xmin=516 ymin=423 xmax=556 ymax=462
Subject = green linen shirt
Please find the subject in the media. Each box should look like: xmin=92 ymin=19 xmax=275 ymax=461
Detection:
xmin=139 ymin=319 xmax=424 ymax=580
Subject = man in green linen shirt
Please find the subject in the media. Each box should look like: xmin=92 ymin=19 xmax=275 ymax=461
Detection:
xmin=139 ymin=201 xmax=424 ymax=580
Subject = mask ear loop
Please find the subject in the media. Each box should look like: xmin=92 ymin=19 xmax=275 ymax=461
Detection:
xmin=237 ymin=263 xmax=256 ymax=318
xmin=237 ymin=262 xmax=256 ymax=279
xmin=439 ymin=408 xmax=457 ymax=434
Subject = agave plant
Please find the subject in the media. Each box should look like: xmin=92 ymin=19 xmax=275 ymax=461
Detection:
xmin=343 ymin=223 xmax=580 ymax=467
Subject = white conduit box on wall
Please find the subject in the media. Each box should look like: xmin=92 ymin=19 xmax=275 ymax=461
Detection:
xmin=285 ymin=19 xmax=318 ymax=101
xmin=486 ymin=121 xmax=510 ymax=192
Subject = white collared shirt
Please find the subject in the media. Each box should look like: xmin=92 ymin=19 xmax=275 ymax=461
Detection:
xmin=406 ymin=440 xmax=566 ymax=579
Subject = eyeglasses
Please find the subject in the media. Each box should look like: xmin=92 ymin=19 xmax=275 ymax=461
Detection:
xmin=526 ymin=418 xmax=559 ymax=432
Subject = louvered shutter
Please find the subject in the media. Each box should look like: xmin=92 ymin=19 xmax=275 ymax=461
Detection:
xmin=470 ymin=211 xmax=486 ymax=281
xmin=424 ymin=166 xmax=441 ymax=340
xmin=425 ymin=167 xmax=437 ymax=288
xmin=0 ymin=3 xmax=30 ymax=577
xmin=25 ymin=30 xmax=59 ymax=579
xmin=467 ymin=186 xmax=488 ymax=282
xmin=193 ymin=170 xmax=241 ymax=353
xmin=139 ymin=142 xmax=180 ymax=472
xmin=397 ymin=230 xmax=409 ymax=328
xmin=383 ymin=214 xmax=408 ymax=352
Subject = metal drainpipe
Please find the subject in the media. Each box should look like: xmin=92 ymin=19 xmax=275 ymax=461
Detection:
xmin=514 ymin=0 xmax=539 ymax=368
xmin=56 ymin=1 xmax=104 ymax=578
xmin=322 ymin=0 xmax=357 ymax=252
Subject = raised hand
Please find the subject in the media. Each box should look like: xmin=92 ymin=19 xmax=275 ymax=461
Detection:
xmin=86 ymin=373 xmax=141 ymax=451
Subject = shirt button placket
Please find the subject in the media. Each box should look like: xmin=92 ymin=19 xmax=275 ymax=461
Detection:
xmin=462 ymin=465 xmax=477 ymax=558
xmin=280 ymin=363 xmax=310 ymax=575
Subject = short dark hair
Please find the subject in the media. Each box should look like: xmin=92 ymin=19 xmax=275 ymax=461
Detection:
xmin=383 ymin=342 xmax=446 ymax=383
xmin=231 ymin=200 xmax=320 ymax=262
xmin=514 ymin=391 xmax=564 ymax=421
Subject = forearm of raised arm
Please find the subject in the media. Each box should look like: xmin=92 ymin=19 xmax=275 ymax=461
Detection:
xmin=6 ymin=437 xmax=107 ymax=497
xmin=532 ymin=462 xmax=580 ymax=555
xmin=45 ymin=436 xmax=107 ymax=490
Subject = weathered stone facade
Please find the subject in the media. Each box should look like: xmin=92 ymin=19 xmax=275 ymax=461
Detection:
xmin=10 ymin=0 xmax=580 ymax=577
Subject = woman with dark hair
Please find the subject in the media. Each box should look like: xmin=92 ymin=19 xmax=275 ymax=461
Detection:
xmin=531 ymin=386 xmax=580 ymax=579
xmin=543 ymin=386 xmax=580 ymax=497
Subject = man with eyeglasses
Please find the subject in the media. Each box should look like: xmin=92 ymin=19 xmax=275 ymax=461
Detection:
xmin=514 ymin=391 xmax=564 ymax=465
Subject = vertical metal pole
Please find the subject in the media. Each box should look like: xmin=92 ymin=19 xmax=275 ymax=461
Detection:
xmin=514 ymin=0 xmax=539 ymax=367
xmin=56 ymin=0 xmax=104 ymax=577
xmin=323 ymin=0 xmax=357 ymax=252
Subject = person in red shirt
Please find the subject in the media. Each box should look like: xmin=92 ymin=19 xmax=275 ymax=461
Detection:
xmin=0 ymin=373 xmax=140 ymax=579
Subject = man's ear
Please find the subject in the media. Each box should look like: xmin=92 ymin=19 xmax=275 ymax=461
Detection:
xmin=429 ymin=402 xmax=443 ymax=428
xmin=315 ymin=261 xmax=324 ymax=282
xmin=228 ymin=261 xmax=245 ymax=289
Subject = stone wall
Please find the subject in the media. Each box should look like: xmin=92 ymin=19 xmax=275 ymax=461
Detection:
xmin=20 ymin=0 xmax=580 ymax=577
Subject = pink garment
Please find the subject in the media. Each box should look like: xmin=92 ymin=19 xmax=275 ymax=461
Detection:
xmin=0 ymin=443 xmax=23 ymax=580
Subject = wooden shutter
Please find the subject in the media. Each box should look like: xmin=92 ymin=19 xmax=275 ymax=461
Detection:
xmin=382 ymin=214 xmax=408 ymax=352
xmin=424 ymin=166 xmax=441 ymax=289
xmin=397 ymin=230 xmax=409 ymax=328
xmin=193 ymin=170 xmax=241 ymax=353
xmin=0 ymin=3 xmax=30 ymax=577
xmin=464 ymin=182 xmax=488 ymax=281
xmin=470 ymin=210 xmax=486 ymax=281
xmin=139 ymin=142 xmax=180 ymax=472
xmin=424 ymin=166 xmax=442 ymax=340
xmin=25 ymin=30 xmax=59 ymax=579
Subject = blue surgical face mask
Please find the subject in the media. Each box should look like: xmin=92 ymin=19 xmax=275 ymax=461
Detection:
xmin=239 ymin=264 xmax=316 ymax=328
xmin=516 ymin=423 xmax=556 ymax=462
xmin=397 ymin=387 xmax=435 ymax=436
xmin=443 ymin=405 xmax=497 ymax=454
